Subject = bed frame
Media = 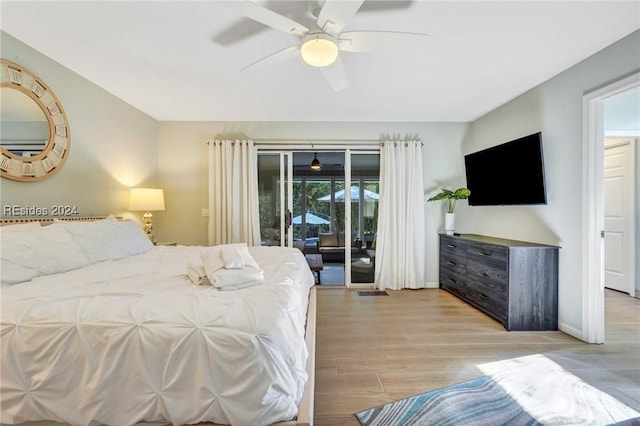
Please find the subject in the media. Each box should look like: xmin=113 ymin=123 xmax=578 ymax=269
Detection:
xmin=1 ymin=216 xmax=317 ymax=426
xmin=283 ymin=285 xmax=316 ymax=426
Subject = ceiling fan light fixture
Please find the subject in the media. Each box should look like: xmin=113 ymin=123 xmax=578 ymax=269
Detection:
xmin=301 ymin=34 xmax=338 ymax=67
xmin=310 ymin=152 xmax=321 ymax=170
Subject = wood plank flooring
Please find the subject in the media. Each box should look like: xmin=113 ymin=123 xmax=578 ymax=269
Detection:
xmin=313 ymin=287 xmax=640 ymax=425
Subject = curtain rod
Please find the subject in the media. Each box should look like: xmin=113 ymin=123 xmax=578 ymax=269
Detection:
xmin=253 ymin=138 xmax=379 ymax=145
xmin=209 ymin=138 xmax=423 ymax=148
xmin=257 ymin=145 xmax=380 ymax=151
xmin=253 ymin=139 xmax=423 ymax=147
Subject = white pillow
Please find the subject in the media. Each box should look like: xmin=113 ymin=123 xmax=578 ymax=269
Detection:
xmin=58 ymin=219 xmax=153 ymax=263
xmin=112 ymin=220 xmax=154 ymax=257
xmin=101 ymin=213 xmax=119 ymax=223
xmin=0 ymin=225 xmax=90 ymax=284
xmin=0 ymin=259 xmax=38 ymax=285
xmin=54 ymin=219 xmax=118 ymax=263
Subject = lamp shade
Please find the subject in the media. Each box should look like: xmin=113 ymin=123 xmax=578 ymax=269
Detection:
xmin=129 ymin=188 xmax=165 ymax=211
xmin=300 ymin=34 xmax=338 ymax=67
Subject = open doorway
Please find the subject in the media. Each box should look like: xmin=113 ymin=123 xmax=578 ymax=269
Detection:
xmin=583 ymin=74 xmax=640 ymax=343
xmin=603 ymin=88 xmax=639 ymax=297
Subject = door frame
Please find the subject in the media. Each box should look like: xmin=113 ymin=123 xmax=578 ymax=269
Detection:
xmin=278 ymin=152 xmax=294 ymax=248
xmin=258 ymin=146 xmax=380 ymax=287
xmin=582 ymin=72 xmax=640 ymax=344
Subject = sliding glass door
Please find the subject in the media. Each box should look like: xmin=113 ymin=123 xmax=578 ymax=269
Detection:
xmin=257 ymin=149 xmax=379 ymax=286
xmin=257 ymin=152 xmax=293 ymax=248
xmin=349 ymin=153 xmax=380 ymax=284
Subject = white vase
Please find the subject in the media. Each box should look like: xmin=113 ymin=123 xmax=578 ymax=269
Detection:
xmin=445 ymin=213 xmax=455 ymax=235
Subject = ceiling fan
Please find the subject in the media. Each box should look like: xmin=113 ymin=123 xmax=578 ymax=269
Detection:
xmin=224 ymin=0 xmax=429 ymax=91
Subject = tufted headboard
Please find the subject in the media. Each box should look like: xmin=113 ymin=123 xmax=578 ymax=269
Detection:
xmin=0 ymin=216 xmax=122 ymax=227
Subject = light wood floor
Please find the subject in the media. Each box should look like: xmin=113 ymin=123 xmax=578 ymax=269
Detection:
xmin=313 ymin=287 xmax=640 ymax=425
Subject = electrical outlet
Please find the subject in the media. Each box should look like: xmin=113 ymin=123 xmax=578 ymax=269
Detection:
xmin=202 ymin=209 xmax=209 ymax=217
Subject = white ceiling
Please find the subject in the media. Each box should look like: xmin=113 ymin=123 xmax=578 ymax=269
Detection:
xmin=1 ymin=1 xmax=639 ymax=122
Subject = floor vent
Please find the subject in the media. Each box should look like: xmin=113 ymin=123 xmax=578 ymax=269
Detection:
xmin=357 ymin=291 xmax=389 ymax=296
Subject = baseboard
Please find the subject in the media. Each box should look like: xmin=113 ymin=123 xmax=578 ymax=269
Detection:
xmin=348 ymin=282 xmax=439 ymax=289
xmin=558 ymin=321 xmax=584 ymax=342
xmin=347 ymin=283 xmax=376 ymax=289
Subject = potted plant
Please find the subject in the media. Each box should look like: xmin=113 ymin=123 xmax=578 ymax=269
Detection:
xmin=427 ymin=187 xmax=471 ymax=235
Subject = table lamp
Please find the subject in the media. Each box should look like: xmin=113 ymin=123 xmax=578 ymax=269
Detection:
xmin=129 ymin=188 xmax=165 ymax=244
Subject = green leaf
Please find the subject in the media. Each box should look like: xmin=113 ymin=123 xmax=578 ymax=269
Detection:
xmin=427 ymin=189 xmax=453 ymax=202
xmin=453 ymin=188 xmax=471 ymax=200
xmin=427 ymin=187 xmax=471 ymax=213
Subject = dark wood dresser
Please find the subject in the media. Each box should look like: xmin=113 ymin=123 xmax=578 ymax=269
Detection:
xmin=439 ymin=234 xmax=559 ymax=331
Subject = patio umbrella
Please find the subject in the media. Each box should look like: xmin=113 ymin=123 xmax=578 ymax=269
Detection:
xmin=317 ymin=186 xmax=379 ymax=202
xmin=292 ymin=212 xmax=331 ymax=225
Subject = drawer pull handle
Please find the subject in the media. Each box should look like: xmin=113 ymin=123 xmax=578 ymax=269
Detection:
xmin=447 ymin=261 xmax=456 ymax=266
xmin=480 ymin=272 xmax=489 ymax=277
xmin=479 ymin=293 xmax=489 ymax=299
xmin=447 ymin=244 xmax=456 ymax=249
xmin=447 ymin=278 xmax=456 ymax=283
xmin=479 ymin=252 xmax=491 ymax=256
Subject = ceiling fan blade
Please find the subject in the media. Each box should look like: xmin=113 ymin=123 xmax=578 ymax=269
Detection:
xmin=241 ymin=44 xmax=300 ymax=72
xmin=338 ymin=30 xmax=430 ymax=53
xmin=319 ymin=56 xmax=348 ymax=91
xmin=213 ymin=19 xmax=268 ymax=46
xmin=359 ymin=0 xmax=413 ymax=13
xmin=317 ymin=0 xmax=365 ymax=35
xmin=224 ymin=1 xmax=309 ymax=37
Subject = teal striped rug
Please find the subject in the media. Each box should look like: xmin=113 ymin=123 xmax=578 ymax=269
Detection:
xmin=356 ymin=376 xmax=538 ymax=425
xmin=355 ymin=355 xmax=640 ymax=426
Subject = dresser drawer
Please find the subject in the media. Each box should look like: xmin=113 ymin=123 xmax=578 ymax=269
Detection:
xmin=465 ymin=286 xmax=507 ymax=320
xmin=440 ymin=268 xmax=466 ymax=288
xmin=440 ymin=271 xmax=466 ymax=299
xmin=466 ymin=259 xmax=508 ymax=290
xmin=466 ymin=243 xmax=507 ymax=269
xmin=440 ymin=236 xmax=467 ymax=257
xmin=466 ymin=277 xmax=507 ymax=299
xmin=440 ymin=254 xmax=466 ymax=275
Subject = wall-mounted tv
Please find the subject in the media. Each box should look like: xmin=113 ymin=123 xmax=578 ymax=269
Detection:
xmin=464 ymin=132 xmax=547 ymax=206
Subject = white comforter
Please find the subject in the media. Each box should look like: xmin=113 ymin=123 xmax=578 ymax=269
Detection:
xmin=0 ymin=245 xmax=315 ymax=426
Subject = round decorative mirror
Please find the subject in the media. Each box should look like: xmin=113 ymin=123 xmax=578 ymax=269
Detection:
xmin=1 ymin=59 xmax=70 ymax=181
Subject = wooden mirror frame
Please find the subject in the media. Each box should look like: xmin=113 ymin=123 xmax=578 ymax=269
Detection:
xmin=1 ymin=59 xmax=70 ymax=182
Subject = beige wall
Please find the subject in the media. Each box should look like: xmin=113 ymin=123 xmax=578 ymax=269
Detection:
xmin=157 ymin=121 xmax=469 ymax=286
xmin=457 ymin=30 xmax=640 ymax=335
xmin=0 ymin=31 xmax=159 ymax=221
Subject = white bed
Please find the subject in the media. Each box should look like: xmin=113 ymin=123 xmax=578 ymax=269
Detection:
xmin=0 ymin=217 xmax=316 ymax=426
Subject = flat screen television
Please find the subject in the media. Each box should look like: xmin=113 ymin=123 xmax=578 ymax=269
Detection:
xmin=464 ymin=132 xmax=547 ymax=206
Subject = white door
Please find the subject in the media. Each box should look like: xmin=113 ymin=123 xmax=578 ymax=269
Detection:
xmin=603 ymin=139 xmax=636 ymax=295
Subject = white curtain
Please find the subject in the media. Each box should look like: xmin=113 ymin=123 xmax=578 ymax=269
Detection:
xmin=375 ymin=137 xmax=426 ymax=290
xmin=208 ymin=138 xmax=261 ymax=246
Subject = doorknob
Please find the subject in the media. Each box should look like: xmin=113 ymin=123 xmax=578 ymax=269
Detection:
xmin=286 ymin=209 xmax=292 ymax=229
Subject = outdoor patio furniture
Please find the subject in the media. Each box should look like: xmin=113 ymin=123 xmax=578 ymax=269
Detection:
xmin=351 ymin=256 xmax=375 ymax=283
xmin=292 ymin=240 xmax=306 ymax=252
xmin=305 ymin=254 xmax=323 ymax=284
xmin=317 ymin=232 xmax=363 ymax=261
